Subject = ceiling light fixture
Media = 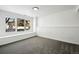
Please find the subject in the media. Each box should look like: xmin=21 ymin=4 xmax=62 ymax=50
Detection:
xmin=32 ymin=7 xmax=39 ymax=11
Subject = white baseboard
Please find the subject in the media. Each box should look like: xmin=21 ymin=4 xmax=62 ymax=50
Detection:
xmin=37 ymin=34 xmax=79 ymax=45
xmin=0 ymin=32 xmax=36 ymax=45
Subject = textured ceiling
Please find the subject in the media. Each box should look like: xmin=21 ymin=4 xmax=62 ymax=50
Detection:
xmin=0 ymin=5 xmax=76 ymax=17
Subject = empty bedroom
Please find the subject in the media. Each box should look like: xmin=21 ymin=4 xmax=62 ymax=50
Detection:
xmin=0 ymin=5 xmax=79 ymax=54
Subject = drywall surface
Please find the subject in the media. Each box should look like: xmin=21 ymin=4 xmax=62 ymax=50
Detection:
xmin=0 ymin=32 xmax=36 ymax=45
xmin=37 ymin=9 xmax=79 ymax=45
xmin=0 ymin=10 xmax=36 ymax=45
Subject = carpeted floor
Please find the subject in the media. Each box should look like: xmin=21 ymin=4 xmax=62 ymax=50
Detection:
xmin=0 ymin=36 xmax=79 ymax=54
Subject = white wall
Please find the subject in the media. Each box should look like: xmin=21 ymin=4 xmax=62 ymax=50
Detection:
xmin=0 ymin=10 xmax=36 ymax=45
xmin=37 ymin=9 xmax=79 ymax=45
xmin=0 ymin=32 xmax=36 ymax=45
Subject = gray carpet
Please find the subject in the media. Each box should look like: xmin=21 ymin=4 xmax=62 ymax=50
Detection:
xmin=0 ymin=36 xmax=79 ymax=54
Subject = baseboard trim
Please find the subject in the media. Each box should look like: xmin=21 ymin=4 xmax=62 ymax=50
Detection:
xmin=37 ymin=34 xmax=79 ymax=45
xmin=0 ymin=32 xmax=36 ymax=46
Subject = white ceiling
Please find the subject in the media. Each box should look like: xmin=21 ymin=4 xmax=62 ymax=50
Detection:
xmin=0 ymin=5 xmax=76 ymax=17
